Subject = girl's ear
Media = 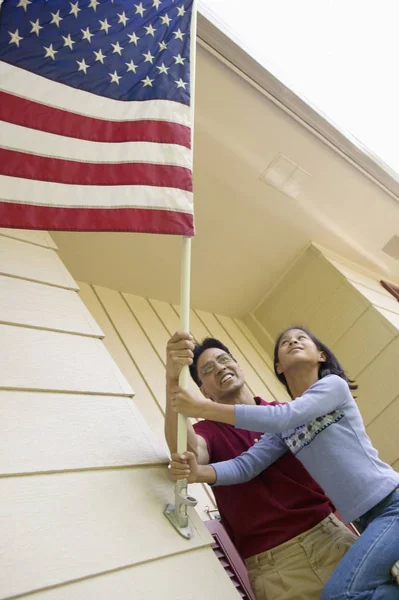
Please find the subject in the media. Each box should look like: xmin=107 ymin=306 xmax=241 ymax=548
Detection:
xmin=275 ymin=362 xmax=283 ymax=375
xmin=319 ymin=351 xmax=327 ymax=363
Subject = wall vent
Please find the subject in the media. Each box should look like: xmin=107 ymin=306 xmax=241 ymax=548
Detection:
xmin=260 ymin=153 xmax=312 ymax=199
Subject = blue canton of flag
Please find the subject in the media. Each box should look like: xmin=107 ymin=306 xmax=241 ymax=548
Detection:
xmin=0 ymin=0 xmax=192 ymax=104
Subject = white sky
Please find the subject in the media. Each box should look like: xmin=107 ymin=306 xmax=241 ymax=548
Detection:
xmin=200 ymin=0 xmax=399 ymax=176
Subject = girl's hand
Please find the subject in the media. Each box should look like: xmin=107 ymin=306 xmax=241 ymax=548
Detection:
xmin=170 ymin=386 xmax=212 ymax=418
xmin=168 ymin=451 xmax=198 ymax=483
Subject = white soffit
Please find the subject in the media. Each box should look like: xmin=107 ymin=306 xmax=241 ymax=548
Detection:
xmin=196 ymin=7 xmax=399 ymax=204
xmin=382 ymin=235 xmax=399 ymax=260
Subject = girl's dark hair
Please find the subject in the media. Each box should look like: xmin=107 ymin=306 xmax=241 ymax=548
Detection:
xmin=189 ymin=337 xmax=233 ymax=387
xmin=273 ymin=326 xmax=358 ymax=398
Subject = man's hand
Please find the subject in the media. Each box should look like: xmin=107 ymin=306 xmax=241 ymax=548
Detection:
xmin=169 ymin=451 xmax=198 ymax=483
xmin=171 ymin=385 xmax=213 ymax=418
xmin=166 ymin=331 xmax=195 ymax=383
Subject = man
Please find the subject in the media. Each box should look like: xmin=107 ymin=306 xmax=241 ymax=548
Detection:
xmin=165 ymin=331 xmax=356 ymax=600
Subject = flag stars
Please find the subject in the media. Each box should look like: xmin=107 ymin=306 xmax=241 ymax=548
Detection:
xmin=77 ymin=58 xmax=90 ymax=74
xmin=156 ymin=62 xmax=169 ymax=74
xmin=81 ymin=27 xmax=94 ymax=43
xmin=109 ymin=71 xmax=122 ymax=85
xmin=111 ymin=41 xmax=123 ymax=55
xmin=62 ymin=34 xmax=75 ymax=50
xmin=134 ymin=2 xmax=146 ymax=17
xmin=153 ymin=0 xmax=162 ymax=8
xmin=141 ymin=75 xmax=154 ymax=87
xmin=174 ymin=53 xmax=185 ymax=65
xmin=8 ymin=29 xmax=23 ymax=47
xmin=88 ymin=0 xmax=100 ymax=10
xmin=93 ymin=48 xmax=106 ymax=63
xmin=99 ymin=18 xmax=111 ymax=34
xmin=44 ymin=44 xmax=58 ymax=60
xmin=173 ymin=28 xmax=184 ymax=41
xmin=50 ymin=11 xmax=63 ymax=28
xmin=128 ymin=32 xmax=140 ymax=45
xmin=125 ymin=59 xmax=138 ymax=73
xmin=144 ymin=24 xmax=157 ymax=37
xmin=142 ymin=50 xmax=155 ymax=63
xmin=117 ymin=11 xmax=129 ymax=27
xmin=70 ymin=2 xmax=81 ymax=18
xmin=160 ymin=14 xmax=171 ymax=26
xmin=176 ymin=5 xmax=186 ymax=16
xmin=158 ymin=40 xmax=168 ymax=51
xmin=30 ymin=19 xmax=43 ymax=37
xmin=16 ymin=0 xmax=31 ymax=11
xmin=175 ymin=78 xmax=187 ymax=89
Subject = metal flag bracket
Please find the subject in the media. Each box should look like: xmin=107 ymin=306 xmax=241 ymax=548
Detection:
xmin=164 ymin=483 xmax=198 ymax=539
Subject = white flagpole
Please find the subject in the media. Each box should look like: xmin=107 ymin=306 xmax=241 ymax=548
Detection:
xmin=176 ymin=0 xmax=198 ymax=477
xmin=164 ymin=0 xmax=198 ymax=539
xmin=177 ymin=235 xmax=191 ymax=454
xmin=174 ymin=236 xmax=192 ymax=524
xmin=165 ymin=237 xmax=197 ymax=537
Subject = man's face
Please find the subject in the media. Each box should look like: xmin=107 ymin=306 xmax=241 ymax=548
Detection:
xmin=196 ymin=347 xmax=245 ymax=402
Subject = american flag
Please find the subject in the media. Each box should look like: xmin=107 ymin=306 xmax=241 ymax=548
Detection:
xmin=0 ymin=0 xmax=195 ymax=235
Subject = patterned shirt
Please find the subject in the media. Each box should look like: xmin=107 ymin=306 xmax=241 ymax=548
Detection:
xmin=213 ymin=375 xmax=399 ymax=523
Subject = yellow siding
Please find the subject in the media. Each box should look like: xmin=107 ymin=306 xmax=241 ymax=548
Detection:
xmin=243 ymin=312 xmax=275 ymax=359
xmin=333 ymin=307 xmax=396 ymax=378
xmin=150 ymin=297 xmax=181 ymax=335
xmin=367 ymin=395 xmax=399 ymax=467
xmin=78 ymin=282 xmax=166 ymax=441
xmin=251 ymin=244 xmax=399 ymax=468
xmin=18 ymin=548 xmax=240 ymax=600
xmin=0 ymin=469 xmax=212 ymax=599
xmin=0 ymin=228 xmax=57 ymax=248
xmin=356 ymin=337 xmax=399 ymax=426
xmin=350 ymin=281 xmax=399 ymax=314
xmin=0 ymin=324 xmax=131 ymax=395
xmin=0 ymin=230 xmax=240 ymax=600
xmin=0 ymin=391 xmax=167 ymax=475
xmin=255 ymin=247 xmax=344 ymax=341
xmin=0 ymin=234 xmax=77 ymax=288
xmin=373 ymin=306 xmax=399 ymax=331
xmin=0 ymin=275 xmax=102 ymax=335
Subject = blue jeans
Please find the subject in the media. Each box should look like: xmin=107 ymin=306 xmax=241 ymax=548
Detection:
xmin=321 ymin=486 xmax=399 ymax=600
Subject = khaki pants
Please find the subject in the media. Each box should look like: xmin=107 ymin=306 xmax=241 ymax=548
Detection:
xmin=245 ymin=514 xmax=357 ymax=600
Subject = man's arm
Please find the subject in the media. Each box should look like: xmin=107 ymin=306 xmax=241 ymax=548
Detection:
xmin=164 ymin=331 xmax=209 ymax=464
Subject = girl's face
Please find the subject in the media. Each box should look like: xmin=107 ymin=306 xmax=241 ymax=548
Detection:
xmin=276 ymin=328 xmax=325 ymax=375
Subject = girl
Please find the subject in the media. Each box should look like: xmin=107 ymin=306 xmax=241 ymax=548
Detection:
xmin=171 ymin=327 xmax=399 ymax=599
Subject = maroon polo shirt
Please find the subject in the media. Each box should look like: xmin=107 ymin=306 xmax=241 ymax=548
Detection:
xmin=194 ymin=398 xmax=334 ymax=559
